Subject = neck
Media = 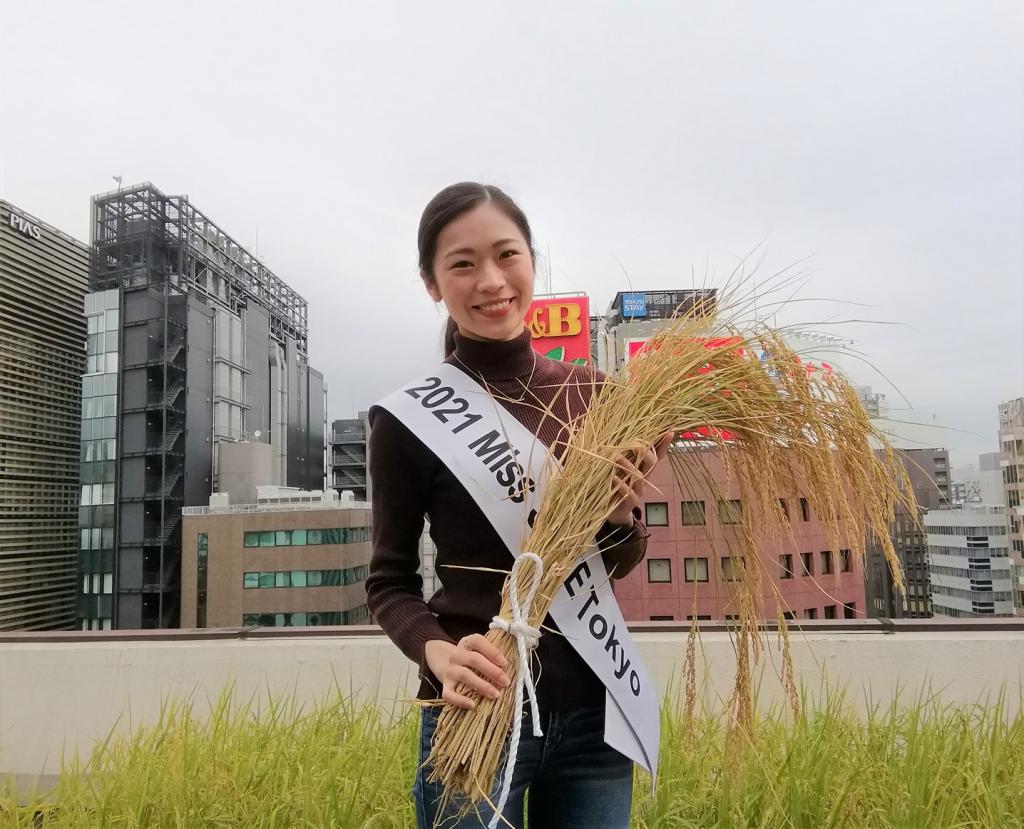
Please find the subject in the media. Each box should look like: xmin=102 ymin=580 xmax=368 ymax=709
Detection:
xmin=449 ymin=326 xmax=537 ymax=381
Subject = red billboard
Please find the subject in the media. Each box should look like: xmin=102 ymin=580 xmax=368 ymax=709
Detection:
xmin=526 ymin=296 xmax=590 ymax=365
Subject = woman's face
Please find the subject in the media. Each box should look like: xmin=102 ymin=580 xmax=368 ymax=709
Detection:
xmin=425 ymin=201 xmax=535 ymax=342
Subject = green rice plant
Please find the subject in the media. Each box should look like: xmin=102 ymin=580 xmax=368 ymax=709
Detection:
xmin=2 ymin=683 xmax=1021 ymax=828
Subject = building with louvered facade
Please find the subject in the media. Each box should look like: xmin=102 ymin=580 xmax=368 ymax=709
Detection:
xmin=0 ymin=201 xmax=88 ymax=630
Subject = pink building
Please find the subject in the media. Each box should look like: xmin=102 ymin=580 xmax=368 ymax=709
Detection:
xmin=616 ymin=449 xmax=866 ymax=622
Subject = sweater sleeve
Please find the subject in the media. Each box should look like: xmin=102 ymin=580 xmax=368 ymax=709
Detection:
xmin=596 ymin=507 xmax=650 ymax=579
xmin=365 ymin=406 xmax=457 ymax=667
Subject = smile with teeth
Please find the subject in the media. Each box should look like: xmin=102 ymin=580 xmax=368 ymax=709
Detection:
xmin=475 ymin=298 xmax=514 ymax=313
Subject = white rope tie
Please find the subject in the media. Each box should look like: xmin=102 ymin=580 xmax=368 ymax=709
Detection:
xmin=486 ymin=551 xmax=544 ymax=829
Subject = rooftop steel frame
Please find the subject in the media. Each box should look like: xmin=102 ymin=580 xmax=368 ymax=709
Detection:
xmin=91 ymin=182 xmax=308 ymax=355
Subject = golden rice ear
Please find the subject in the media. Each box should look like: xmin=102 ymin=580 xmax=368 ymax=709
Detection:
xmin=426 ymin=286 xmax=911 ymax=805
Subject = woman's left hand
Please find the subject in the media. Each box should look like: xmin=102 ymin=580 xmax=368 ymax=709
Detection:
xmin=606 ymin=432 xmax=674 ymax=528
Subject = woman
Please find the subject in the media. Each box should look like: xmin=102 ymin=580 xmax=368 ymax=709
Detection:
xmin=366 ymin=182 xmax=667 ymax=829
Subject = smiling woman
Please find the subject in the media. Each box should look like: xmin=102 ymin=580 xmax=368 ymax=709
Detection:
xmin=417 ymin=183 xmax=537 ymax=354
xmin=365 ymin=182 xmax=667 ymax=829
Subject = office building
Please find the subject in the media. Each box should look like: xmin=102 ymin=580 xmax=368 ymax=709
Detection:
xmin=925 ymin=505 xmax=1013 ymax=617
xmin=594 ymin=289 xmax=717 ymax=373
xmin=999 ymin=398 xmax=1024 ymax=613
xmin=617 ymin=447 xmax=865 ymax=621
xmin=330 ymin=413 xmax=369 ymax=502
xmin=180 ymin=487 xmax=369 ymax=628
xmin=78 ymin=183 xmax=325 ymax=629
xmin=864 ymin=448 xmax=950 ymax=618
xmin=0 ymin=201 xmax=88 ymax=630
xmin=950 ymin=452 xmax=1005 ymax=508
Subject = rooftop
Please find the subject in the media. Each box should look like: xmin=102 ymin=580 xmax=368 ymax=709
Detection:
xmin=2 ymin=618 xmax=1022 ymax=820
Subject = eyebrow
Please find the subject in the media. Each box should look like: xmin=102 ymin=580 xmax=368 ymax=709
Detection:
xmin=442 ymin=239 xmax=521 ymax=259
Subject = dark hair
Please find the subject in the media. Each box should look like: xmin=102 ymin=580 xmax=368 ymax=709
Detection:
xmin=417 ymin=182 xmax=535 ymax=356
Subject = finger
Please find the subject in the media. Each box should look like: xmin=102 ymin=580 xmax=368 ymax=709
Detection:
xmin=657 ymin=431 xmax=674 ymax=456
xmin=462 ymin=633 xmax=508 ymax=669
xmin=442 ymin=686 xmax=477 ymax=709
xmin=452 ymin=666 xmax=501 ymax=700
xmin=637 ymin=446 xmax=658 ymax=476
xmin=454 ymin=650 xmax=510 ymax=688
xmin=613 ymin=454 xmax=641 ymax=482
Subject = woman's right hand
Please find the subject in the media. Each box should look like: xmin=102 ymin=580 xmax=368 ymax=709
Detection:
xmin=424 ymin=634 xmax=511 ymax=709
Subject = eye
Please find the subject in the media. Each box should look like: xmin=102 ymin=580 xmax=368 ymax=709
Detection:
xmin=499 ymin=249 xmax=519 ymax=260
xmin=451 ymin=260 xmax=474 ymax=270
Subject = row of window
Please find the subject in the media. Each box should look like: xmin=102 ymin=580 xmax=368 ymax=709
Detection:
xmin=928 ymin=544 xmax=1008 ymax=559
xmin=243 ymin=527 xmax=371 ymax=548
xmin=646 ymin=550 xmax=853 ymax=584
xmin=243 ymin=567 xmax=369 ymax=589
xmin=80 ymin=483 xmax=115 ymax=507
xmin=241 ymin=607 xmax=370 ymax=627
xmin=81 ymin=438 xmax=117 ymax=463
xmin=930 ymin=585 xmax=1013 ymax=602
xmin=929 ymin=564 xmax=1006 ymax=580
xmin=81 ymin=527 xmax=115 ymax=551
xmin=927 ymin=525 xmax=1007 ymax=536
xmin=644 ymin=497 xmax=813 ymax=528
xmin=649 ymin=603 xmax=857 ymax=622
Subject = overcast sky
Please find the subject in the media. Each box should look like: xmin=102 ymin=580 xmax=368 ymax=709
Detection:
xmin=2 ymin=1 xmax=1021 ymax=466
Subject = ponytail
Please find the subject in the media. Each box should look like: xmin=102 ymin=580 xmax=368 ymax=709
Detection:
xmin=442 ymin=317 xmax=458 ymax=358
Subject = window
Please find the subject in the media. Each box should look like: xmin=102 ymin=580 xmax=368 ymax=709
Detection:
xmin=804 ymin=608 xmax=818 ymax=619
xmin=275 ymin=572 xmax=291 ymax=588
xmin=718 ymin=499 xmax=743 ymax=525
xmin=801 ymin=552 xmax=814 ymax=577
xmin=681 ymin=500 xmax=706 ymax=526
xmin=243 ymin=572 xmax=259 ymax=589
xmin=645 ymin=502 xmax=669 ymax=526
xmin=197 ymin=533 xmax=208 ymax=552
xmin=307 ymin=529 xmax=323 ymax=545
xmin=843 ymin=602 xmax=857 ymax=619
xmin=800 ymin=498 xmax=810 ymax=522
xmin=291 ymin=529 xmax=307 ymax=546
xmin=258 ymin=572 xmax=275 ymax=588
xmin=275 ymin=530 xmax=291 ymax=546
xmin=782 ymin=611 xmax=796 ymax=620
xmin=779 ymin=554 xmax=794 ymax=580
xmin=307 ymin=570 xmax=323 ymax=586
xmin=650 ymin=615 xmax=674 ymax=621
xmin=820 ymin=550 xmax=834 ymax=575
xmin=647 ymin=559 xmax=672 ymax=583
xmin=291 ymin=570 xmax=307 ymax=587
xmin=720 ymin=556 xmax=744 ymax=581
xmin=823 ymin=605 xmax=837 ymax=619
xmin=684 ymin=557 xmax=709 ymax=582
xmin=840 ymin=549 xmax=852 ymax=573
xmin=259 ymin=531 xmax=275 ymax=547
xmin=686 ymin=615 xmax=712 ymax=621
xmin=779 ymin=498 xmax=790 ymax=520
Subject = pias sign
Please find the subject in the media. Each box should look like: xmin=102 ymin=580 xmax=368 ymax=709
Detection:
xmin=525 ymin=296 xmax=590 ymax=364
xmin=7 ymin=211 xmax=42 ymax=241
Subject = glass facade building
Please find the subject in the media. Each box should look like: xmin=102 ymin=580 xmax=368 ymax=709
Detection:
xmin=78 ymin=183 xmax=326 ymax=629
xmin=78 ymin=289 xmax=120 ymax=629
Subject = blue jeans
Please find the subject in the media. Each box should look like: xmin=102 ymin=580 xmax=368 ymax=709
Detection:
xmin=414 ymin=704 xmax=633 ymax=829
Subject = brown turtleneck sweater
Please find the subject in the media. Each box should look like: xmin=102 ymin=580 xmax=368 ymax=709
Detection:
xmin=366 ymin=327 xmax=649 ymax=711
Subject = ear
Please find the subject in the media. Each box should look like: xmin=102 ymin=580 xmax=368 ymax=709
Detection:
xmin=422 ymin=272 xmax=442 ymax=303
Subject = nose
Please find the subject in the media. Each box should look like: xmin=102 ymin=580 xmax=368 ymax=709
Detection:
xmin=476 ymin=259 xmax=506 ymax=293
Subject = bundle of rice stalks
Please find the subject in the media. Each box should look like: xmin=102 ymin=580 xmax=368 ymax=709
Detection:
xmin=427 ymin=292 xmax=914 ymax=805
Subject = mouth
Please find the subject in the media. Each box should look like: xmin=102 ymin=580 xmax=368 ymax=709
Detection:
xmin=473 ymin=297 xmax=515 ymax=317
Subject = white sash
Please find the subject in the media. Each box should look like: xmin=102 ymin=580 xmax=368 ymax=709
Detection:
xmin=375 ymin=362 xmax=659 ymax=779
